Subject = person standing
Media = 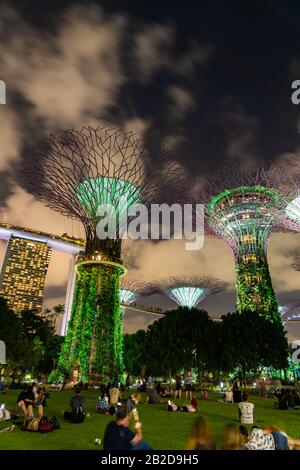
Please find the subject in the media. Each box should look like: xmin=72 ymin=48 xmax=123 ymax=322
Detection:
xmin=174 ymin=372 xmax=182 ymax=400
xmin=125 ymin=374 xmax=131 ymax=391
xmin=185 ymin=371 xmax=193 ymax=400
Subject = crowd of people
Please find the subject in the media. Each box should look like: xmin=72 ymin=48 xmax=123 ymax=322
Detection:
xmin=1 ymin=373 xmax=299 ymax=450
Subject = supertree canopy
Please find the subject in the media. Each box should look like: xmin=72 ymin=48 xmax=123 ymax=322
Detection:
xmin=119 ymin=278 xmax=148 ymax=305
xmin=156 ymin=275 xmax=227 ymax=309
xmin=22 ymin=126 xmax=179 ymax=381
xmin=200 ymin=164 xmax=286 ymax=320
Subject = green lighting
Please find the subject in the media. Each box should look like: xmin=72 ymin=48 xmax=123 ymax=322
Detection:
xmin=76 ymin=176 xmax=141 ymax=219
xmin=207 ymin=185 xmax=281 ymax=318
xmin=57 ymin=263 xmax=123 ymax=381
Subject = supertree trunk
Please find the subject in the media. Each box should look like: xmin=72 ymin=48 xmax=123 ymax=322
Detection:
xmin=235 ymin=253 xmax=279 ymax=321
xmin=58 ymin=262 xmax=124 ymax=381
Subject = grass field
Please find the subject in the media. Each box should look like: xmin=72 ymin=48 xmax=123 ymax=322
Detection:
xmin=0 ymin=390 xmax=299 ymax=450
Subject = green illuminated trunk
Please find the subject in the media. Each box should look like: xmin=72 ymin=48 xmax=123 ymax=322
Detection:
xmin=235 ymin=255 xmax=279 ymax=320
xmin=57 ymin=263 xmax=123 ymax=382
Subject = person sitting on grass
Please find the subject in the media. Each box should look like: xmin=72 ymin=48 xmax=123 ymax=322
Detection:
xmin=127 ymin=393 xmax=139 ymax=412
xmin=17 ymin=386 xmax=35 ymax=424
xmin=145 ymin=383 xmax=161 ymax=404
xmin=96 ymin=395 xmax=107 ymax=415
xmin=63 ymin=386 xmax=85 ymax=423
xmin=109 ymin=383 xmax=121 ymax=405
xmin=238 ymin=392 xmax=254 ymax=425
xmin=103 ymin=405 xmax=152 ymax=450
xmin=201 ymin=390 xmax=209 ymax=400
xmin=186 ymin=416 xmax=215 ymax=450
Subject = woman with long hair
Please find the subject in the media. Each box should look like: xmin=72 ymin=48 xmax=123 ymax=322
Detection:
xmin=186 ymin=416 xmax=215 ymax=450
xmin=222 ymin=423 xmax=244 ymax=450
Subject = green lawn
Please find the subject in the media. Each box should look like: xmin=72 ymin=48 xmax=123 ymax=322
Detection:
xmin=0 ymin=390 xmax=299 ymax=450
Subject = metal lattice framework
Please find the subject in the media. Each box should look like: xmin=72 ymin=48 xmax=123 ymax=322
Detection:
xmin=155 ymin=275 xmax=227 ymax=309
xmin=119 ymin=278 xmax=148 ymax=305
xmin=21 ymin=126 xmax=181 ymax=261
xmin=279 ymin=188 xmax=300 ymax=233
xmin=292 ymin=255 xmax=300 ymax=272
xmin=196 ymin=164 xmax=289 ymax=317
xmin=21 ymin=125 xmax=183 ymax=380
xmin=201 ymin=164 xmax=286 ymax=259
xmin=278 ymin=300 xmax=300 ymax=324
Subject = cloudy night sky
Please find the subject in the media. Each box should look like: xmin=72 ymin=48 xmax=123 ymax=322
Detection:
xmin=1 ymin=0 xmax=300 ymax=340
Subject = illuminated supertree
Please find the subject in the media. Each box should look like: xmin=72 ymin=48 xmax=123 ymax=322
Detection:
xmin=119 ymin=278 xmax=148 ymax=305
xmin=199 ymin=164 xmax=286 ymax=319
xmin=278 ymin=182 xmax=300 ymax=232
xmin=22 ymin=126 xmax=179 ymax=381
xmin=156 ymin=275 xmax=227 ymax=309
xmin=278 ymin=299 xmax=300 ymax=324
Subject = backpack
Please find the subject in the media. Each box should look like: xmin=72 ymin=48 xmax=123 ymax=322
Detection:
xmin=38 ymin=416 xmax=52 ymax=433
xmin=26 ymin=417 xmax=42 ymax=432
xmin=49 ymin=416 xmax=60 ymax=430
xmin=71 ymin=406 xmax=85 ymax=423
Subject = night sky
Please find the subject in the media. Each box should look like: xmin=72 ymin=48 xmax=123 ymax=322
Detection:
xmin=1 ymin=0 xmax=300 ymax=340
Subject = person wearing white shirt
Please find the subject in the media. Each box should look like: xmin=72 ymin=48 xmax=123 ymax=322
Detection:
xmin=238 ymin=392 xmax=254 ymax=425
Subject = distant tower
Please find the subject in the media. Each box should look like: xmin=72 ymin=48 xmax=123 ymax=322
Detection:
xmin=200 ymin=165 xmax=285 ymax=319
xmin=156 ymin=275 xmax=227 ymax=309
xmin=0 ymin=236 xmax=51 ymax=312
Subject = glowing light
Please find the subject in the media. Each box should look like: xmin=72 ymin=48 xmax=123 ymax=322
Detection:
xmin=119 ymin=289 xmax=138 ymax=304
xmin=168 ymin=286 xmax=205 ymax=308
xmin=76 ymin=176 xmax=141 ymax=219
xmin=157 ymin=275 xmax=227 ymax=309
xmin=206 ymin=183 xmax=281 ymax=317
xmin=285 ymin=194 xmax=300 ymax=223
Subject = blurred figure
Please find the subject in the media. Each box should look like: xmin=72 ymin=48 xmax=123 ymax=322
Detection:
xmin=186 ymin=416 xmax=215 ymax=450
xmin=222 ymin=423 xmax=244 ymax=450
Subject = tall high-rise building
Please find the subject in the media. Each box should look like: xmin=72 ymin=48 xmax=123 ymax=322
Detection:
xmin=0 ymin=236 xmax=52 ymax=312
